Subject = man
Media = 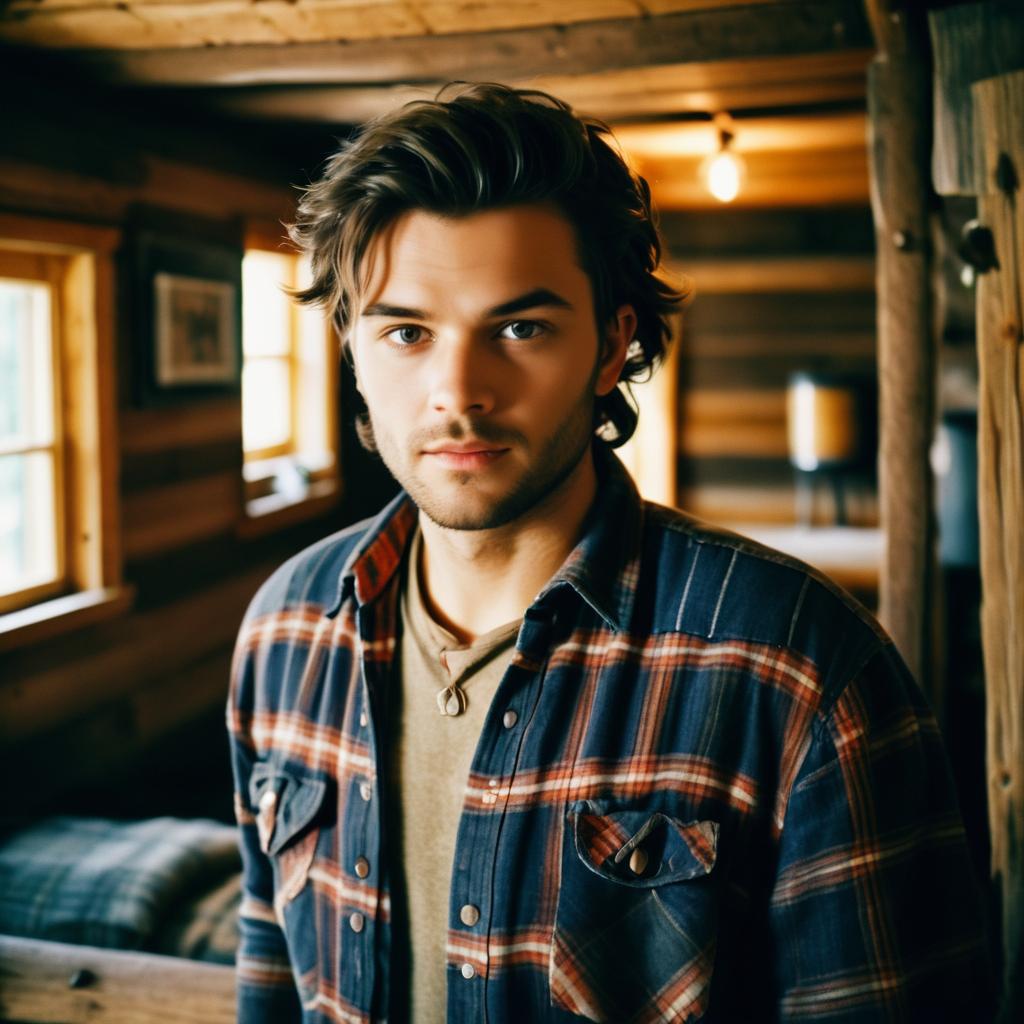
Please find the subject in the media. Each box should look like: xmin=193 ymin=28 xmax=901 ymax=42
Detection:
xmin=227 ymin=84 xmax=992 ymax=1023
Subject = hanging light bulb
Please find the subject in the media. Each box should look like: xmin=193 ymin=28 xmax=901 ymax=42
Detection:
xmin=701 ymin=116 xmax=745 ymax=203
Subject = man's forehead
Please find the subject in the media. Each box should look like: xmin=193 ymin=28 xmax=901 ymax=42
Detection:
xmin=357 ymin=204 xmax=589 ymax=311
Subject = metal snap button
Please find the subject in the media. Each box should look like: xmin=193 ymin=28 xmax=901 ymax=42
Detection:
xmin=502 ymin=709 xmax=518 ymax=729
xmin=359 ymin=781 xmax=372 ymax=802
xmin=354 ymin=857 xmax=370 ymax=879
xmin=460 ymin=963 xmax=476 ymax=979
xmin=349 ymin=912 xmax=364 ymax=933
xmin=460 ymin=904 xmax=480 ymax=926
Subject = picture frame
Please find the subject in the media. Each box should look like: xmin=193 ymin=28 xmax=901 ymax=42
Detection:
xmin=131 ymin=227 xmax=243 ymax=405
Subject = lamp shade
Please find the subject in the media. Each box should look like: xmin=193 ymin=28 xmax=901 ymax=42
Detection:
xmin=786 ymin=373 xmax=860 ymax=471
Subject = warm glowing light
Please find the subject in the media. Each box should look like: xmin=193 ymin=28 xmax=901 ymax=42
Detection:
xmin=705 ymin=150 xmax=742 ymax=203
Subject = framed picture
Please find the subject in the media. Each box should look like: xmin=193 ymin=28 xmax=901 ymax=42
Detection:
xmin=153 ymin=272 xmax=236 ymax=386
xmin=131 ymin=227 xmax=243 ymax=404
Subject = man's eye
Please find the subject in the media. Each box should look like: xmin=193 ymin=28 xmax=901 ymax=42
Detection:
xmin=385 ymin=325 xmax=425 ymax=345
xmin=499 ymin=320 xmax=545 ymax=340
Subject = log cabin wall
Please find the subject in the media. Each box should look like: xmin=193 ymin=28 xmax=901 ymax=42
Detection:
xmin=662 ymin=206 xmax=878 ymax=531
xmin=0 ymin=70 xmax=397 ymax=821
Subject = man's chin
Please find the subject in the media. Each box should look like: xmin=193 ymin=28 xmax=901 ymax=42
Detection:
xmin=415 ymin=497 xmax=527 ymax=532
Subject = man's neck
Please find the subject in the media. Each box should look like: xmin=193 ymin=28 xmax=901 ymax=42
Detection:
xmin=416 ymin=451 xmax=598 ymax=644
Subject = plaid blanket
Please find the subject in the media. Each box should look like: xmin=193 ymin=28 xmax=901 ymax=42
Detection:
xmin=0 ymin=816 xmax=240 ymax=961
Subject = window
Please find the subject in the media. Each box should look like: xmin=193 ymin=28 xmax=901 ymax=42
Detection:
xmin=240 ymin=231 xmax=340 ymax=529
xmin=0 ymin=215 xmax=127 ymax=646
xmin=0 ymin=256 xmax=62 ymax=611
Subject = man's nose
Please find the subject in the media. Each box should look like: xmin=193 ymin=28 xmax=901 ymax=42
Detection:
xmin=427 ymin=336 xmax=496 ymax=416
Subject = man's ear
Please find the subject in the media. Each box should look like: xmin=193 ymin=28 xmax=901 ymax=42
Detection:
xmin=595 ymin=304 xmax=636 ymax=396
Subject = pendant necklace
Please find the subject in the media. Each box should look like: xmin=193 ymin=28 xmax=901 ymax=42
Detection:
xmin=436 ymin=650 xmax=467 ymax=716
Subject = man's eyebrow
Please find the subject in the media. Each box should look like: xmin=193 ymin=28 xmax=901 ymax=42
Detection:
xmin=359 ymin=288 xmax=573 ymax=321
xmin=361 ymin=302 xmax=426 ymax=318
xmin=487 ymin=288 xmax=573 ymax=317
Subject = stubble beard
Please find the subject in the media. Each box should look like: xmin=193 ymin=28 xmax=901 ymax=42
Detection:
xmin=368 ymin=377 xmax=599 ymax=532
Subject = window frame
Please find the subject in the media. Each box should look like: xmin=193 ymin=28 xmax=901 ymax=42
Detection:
xmin=238 ymin=223 xmax=341 ymax=537
xmin=0 ymin=250 xmax=67 ymax=612
xmin=0 ymin=214 xmax=129 ymax=651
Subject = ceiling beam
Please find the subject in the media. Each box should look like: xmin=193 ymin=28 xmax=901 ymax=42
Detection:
xmin=196 ymin=50 xmax=870 ymax=125
xmin=45 ymin=0 xmax=871 ymax=88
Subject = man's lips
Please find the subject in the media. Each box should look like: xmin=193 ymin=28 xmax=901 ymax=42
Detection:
xmin=421 ymin=441 xmax=511 ymax=469
xmin=422 ymin=442 xmax=509 ymax=455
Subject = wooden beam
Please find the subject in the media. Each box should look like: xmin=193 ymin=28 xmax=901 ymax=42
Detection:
xmin=200 ymin=50 xmax=871 ymax=124
xmin=864 ymin=0 xmax=937 ymax=694
xmin=46 ymin=1 xmax=872 ymax=88
xmin=0 ymin=935 xmax=235 ymax=1024
xmin=973 ymin=67 xmax=1024 ymax=1024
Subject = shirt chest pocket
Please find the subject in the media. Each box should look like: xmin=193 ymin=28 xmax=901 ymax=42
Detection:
xmin=248 ymin=762 xmax=329 ymax=906
xmin=550 ymin=802 xmax=720 ymax=1024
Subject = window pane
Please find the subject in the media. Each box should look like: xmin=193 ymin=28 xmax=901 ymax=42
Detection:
xmin=0 ymin=451 xmax=58 ymax=597
xmin=0 ymin=278 xmax=53 ymax=448
xmin=242 ymin=359 xmax=291 ymax=453
xmin=243 ymin=251 xmax=293 ymax=358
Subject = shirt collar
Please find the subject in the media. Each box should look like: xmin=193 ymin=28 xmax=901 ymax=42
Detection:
xmin=328 ymin=444 xmax=644 ymax=633
xmin=536 ymin=444 xmax=643 ymax=633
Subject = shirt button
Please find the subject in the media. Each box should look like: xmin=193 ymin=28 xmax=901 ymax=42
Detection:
xmin=460 ymin=963 xmax=475 ymax=979
xmin=259 ymin=790 xmax=276 ymax=810
xmin=459 ymin=904 xmax=480 ymax=926
xmin=349 ymin=912 xmax=364 ymax=933
xmin=502 ymin=709 xmax=518 ymax=729
xmin=355 ymin=857 xmax=370 ymax=878
xmin=359 ymin=781 xmax=372 ymax=802
xmin=482 ymin=793 xmax=497 ymax=805
xmin=628 ymin=847 xmax=649 ymax=875
xmin=359 ymin=711 xmax=368 ymax=728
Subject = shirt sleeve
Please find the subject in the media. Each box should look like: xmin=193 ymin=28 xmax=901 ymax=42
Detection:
xmin=227 ymin=616 xmax=303 ymax=1024
xmin=769 ymin=641 xmax=995 ymax=1021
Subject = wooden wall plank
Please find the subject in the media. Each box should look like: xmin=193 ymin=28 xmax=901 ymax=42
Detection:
xmin=121 ymin=471 xmax=243 ymax=559
xmin=681 ymin=256 xmax=874 ymax=295
xmin=0 ymin=153 xmax=292 ymax=226
xmin=119 ymin=400 xmax=242 ymax=454
xmin=0 ymin=564 xmax=269 ymax=743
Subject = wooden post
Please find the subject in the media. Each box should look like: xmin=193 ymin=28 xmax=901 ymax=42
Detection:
xmin=973 ymin=68 xmax=1024 ymax=1024
xmin=864 ymin=1 xmax=937 ymax=694
xmin=930 ymin=5 xmax=1024 ymax=1014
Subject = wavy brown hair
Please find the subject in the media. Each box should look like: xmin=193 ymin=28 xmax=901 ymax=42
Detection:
xmin=289 ymin=82 xmax=687 ymax=447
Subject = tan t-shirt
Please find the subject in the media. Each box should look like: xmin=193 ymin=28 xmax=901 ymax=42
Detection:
xmin=386 ymin=528 xmax=520 ymax=1022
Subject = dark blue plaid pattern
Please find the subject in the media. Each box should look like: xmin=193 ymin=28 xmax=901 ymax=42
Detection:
xmin=227 ymin=448 xmax=992 ymax=1023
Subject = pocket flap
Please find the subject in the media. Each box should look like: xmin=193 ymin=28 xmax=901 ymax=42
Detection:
xmin=249 ymin=762 xmax=328 ymax=857
xmin=570 ymin=804 xmax=718 ymax=888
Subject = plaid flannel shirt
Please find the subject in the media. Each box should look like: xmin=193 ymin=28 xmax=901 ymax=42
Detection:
xmin=227 ymin=448 xmax=992 ymax=1023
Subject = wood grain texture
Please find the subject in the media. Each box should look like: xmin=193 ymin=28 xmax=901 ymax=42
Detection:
xmin=865 ymin=5 xmax=937 ymax=697
xmin=973 ymin=68 xmax=1024 ymax=1022
xmin=0 ymin=563 xmax=270 ymax=743
xmin=203 ymin=49 xmax=871 ymax=124
xmin=929 ymin=3 xmax=1024 ymax=197
xmin=0 ymin=934 xmax=235 ymax=1024
xmin=30 ymin=1 xmax=872 ymax=87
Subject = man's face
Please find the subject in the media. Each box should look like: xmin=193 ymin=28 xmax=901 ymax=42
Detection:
xmin=349 ymin=204 xmax=631 ymax=531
